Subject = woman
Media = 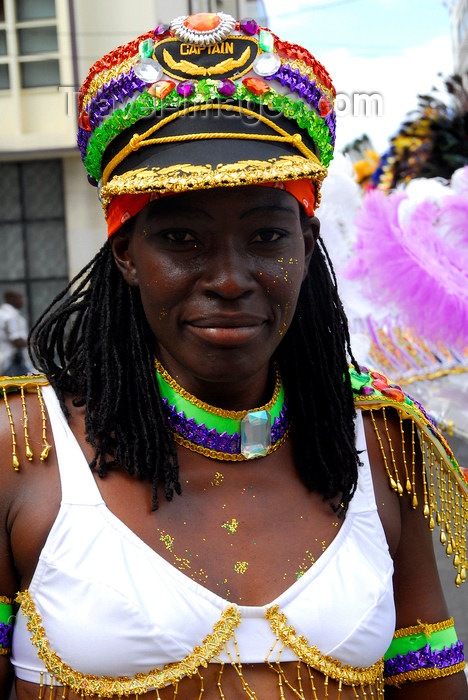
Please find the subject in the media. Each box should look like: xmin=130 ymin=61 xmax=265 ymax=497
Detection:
xmin=0 ymin=13 xmax=467 ymax=700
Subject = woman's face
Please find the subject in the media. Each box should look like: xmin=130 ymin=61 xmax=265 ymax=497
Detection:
xmin=112 ymin=185 xmax=317 ymax=401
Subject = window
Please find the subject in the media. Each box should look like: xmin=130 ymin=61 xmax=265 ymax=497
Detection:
xmin=0 ymin=0 xmax=60 ymax=90
xmin=0 ymin=160 xmax=69 ymax=326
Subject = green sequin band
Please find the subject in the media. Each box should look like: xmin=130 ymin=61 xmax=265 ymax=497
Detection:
xmin=84 ymin=80 xmax=333 ymax=183
xmin=155 ymin=359 xmax=285 ymax=435
xmin=385 ymin=625 xmax=458 ymax=659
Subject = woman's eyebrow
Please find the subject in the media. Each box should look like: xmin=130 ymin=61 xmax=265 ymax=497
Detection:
xmin=148 ymin=202 xmax=214 ymax=220
xmin=239 ymin=205 xmax=297 ymax=220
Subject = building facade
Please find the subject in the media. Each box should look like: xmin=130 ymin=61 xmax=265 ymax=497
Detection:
xmin=450 ymin=0 xmax=468 ymax=79
xmin=0 ymin=0 xmax=268 ymax=323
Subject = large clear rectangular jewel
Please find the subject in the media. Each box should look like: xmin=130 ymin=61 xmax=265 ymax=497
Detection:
xmin=240 ymin=410 xmax=271 ymax=458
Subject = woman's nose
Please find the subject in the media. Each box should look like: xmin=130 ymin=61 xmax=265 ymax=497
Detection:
xmin=199 ymin=245 xmax=256 ymax=300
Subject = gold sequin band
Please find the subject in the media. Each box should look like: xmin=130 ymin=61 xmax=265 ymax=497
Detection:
xmin=393 ymin=617 xmax=455 ymax=638
xmin=100 ymin=154 xmax=326 ymax=212
xmin=101 ymin=102 xmax=321 ymax=188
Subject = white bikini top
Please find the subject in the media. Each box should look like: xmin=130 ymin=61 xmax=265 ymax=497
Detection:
xmin=12 ymin=385 xmax=395 ymax=688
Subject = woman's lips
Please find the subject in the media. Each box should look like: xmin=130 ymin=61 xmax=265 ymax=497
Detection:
xmin=186 ymin=315 xmax=267 ymax=346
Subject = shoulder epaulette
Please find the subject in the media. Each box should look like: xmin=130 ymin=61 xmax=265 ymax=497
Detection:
xmin=0 ymin=374 xmax=51 ymax=471
xmin=350 ymin=366 xmax=468 ymax=586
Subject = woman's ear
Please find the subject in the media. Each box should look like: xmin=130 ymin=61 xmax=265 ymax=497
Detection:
xmin=111 ymin=231 xmax=139 ymax=287
xmin=301 ymin=215 xmax=320 ymax=279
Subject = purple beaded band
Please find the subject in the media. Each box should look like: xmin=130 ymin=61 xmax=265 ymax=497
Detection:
xmin=162 ymin=398 xmax=289 ymax=455
xmin=0 ymin=622 xmax=13 ymax=650
xmin=266 ymin=64 xmax=336 ymax=146
xmin=384 ymin=640 xmax=465 ymax=678
xmin=78 ymin=67 xmax=148 ymax=162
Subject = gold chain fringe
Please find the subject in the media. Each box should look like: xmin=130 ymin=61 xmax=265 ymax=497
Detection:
xmin=19 ymin=591 xmax=384 ymax=699
xmin=0 ymin=377 xmax=51 ymax=469
xmin=363 ymin=404 xmax=468 ymax=586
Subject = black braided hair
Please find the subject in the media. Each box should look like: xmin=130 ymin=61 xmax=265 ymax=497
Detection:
xmin=275 ymin=237 xmax=360 ymax=513
xmin=29 ymin=233 xmax=360 ymax=512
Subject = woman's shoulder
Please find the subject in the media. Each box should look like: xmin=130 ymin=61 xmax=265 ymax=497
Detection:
xmin=0 ymin=374 xmax=63 ymax=591
xmin=0 ymin=374 xmax=52 ymax=469
xmin=349 ymin=365 xmax=468 ymax=587
xmin=0 ymin=374 xmax=56 ymax=508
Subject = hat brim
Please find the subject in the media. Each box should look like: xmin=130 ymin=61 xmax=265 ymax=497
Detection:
xmin=99 ymin=101 xmax=327 ymax=211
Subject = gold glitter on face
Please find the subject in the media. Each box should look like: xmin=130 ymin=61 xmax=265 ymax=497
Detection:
xmin=211 ymin=471 xmax=224 ymax=486
xmin=222 ymin=518 xmax=239 ymax=534
xmin=234 ymin=561 xmax=249 ymax=574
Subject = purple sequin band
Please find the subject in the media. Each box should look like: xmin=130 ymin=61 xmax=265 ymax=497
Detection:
xmin=0 ymin=622 xmax=13 ymax=649
xmin=162 ymin=398 xmax=289 ymax=455
xmin=266 ymin=65 xmax=336 ymax=145
xmin=384 ymin=641 xmax=465 ymax=678
xmin=77 ymin=67 xmax=148 ymax=161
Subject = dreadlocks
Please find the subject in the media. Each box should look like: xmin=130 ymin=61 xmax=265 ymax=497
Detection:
xmin=29 ymin=232 xmax=360 ymax=512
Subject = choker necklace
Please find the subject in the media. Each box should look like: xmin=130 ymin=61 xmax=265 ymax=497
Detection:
xmin=154 ymin=359 xmax=289 ymax=461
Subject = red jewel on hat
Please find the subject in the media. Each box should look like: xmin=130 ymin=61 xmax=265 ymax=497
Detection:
xmin=371 ymin=379 xmax=405 ymax=402
xmin=184 ymin=13 xmax=222 ymax=32
xmin=318 ymin=96 xmax=332 ymax=117
xmin=370 ymin=370 xmax=387 ymax=382
xmin=242 ymin=77 xmax=270 ymax=96
xmin=79 ymin=112 xmax=91 ymax=131
xmin=148 ymin=80 xmax=176 ymax=99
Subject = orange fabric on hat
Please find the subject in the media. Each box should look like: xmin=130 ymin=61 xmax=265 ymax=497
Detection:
xmin=106 ymin=180 xmax=315 ymax=237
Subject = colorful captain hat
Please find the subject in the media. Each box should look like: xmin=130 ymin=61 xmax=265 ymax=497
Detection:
xmin=77 ymin=13 xmax=337 ymax=215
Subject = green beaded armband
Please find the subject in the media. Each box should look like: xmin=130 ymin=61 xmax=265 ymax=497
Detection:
xmin=384 ymin=618 xmax=465 ymax=685
xmin=385 ymin=625 xmax=458 ymax=659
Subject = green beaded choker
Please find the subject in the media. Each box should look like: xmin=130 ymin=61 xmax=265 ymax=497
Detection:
xmin=154 ymin=358 xmax=289 ymax=461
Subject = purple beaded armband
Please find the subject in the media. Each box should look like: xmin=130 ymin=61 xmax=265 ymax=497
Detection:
xmin=0 ymin=622 xmax=13 ymax=651
xmin=384 ymin=640 xmax=465 ymax=680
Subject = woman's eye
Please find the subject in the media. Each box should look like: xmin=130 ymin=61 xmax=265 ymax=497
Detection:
xmin=164 ymin=230 xmax=196 ymax=243
xmin=251 ymin=230 xmax=285 ymax=243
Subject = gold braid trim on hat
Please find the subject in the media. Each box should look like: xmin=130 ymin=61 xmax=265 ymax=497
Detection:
xmin=101 ymin=155 xmax=326 ymax=213
xmin=101 ymin=103 xmax=321 ymax=188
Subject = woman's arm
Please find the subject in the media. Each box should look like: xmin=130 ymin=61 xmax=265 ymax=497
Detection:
xmin=364 ymin=408 xmax=467 ymax=699
xmin=0 ymin=412 xmax=21 ymax=700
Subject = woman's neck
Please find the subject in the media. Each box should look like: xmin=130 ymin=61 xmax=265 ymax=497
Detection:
xmin=155 ymin=357 xmax=274 ymax=411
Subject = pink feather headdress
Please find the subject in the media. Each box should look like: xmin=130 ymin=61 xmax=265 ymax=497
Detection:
xmin=344 ymin=179 xmax=468 ymax=347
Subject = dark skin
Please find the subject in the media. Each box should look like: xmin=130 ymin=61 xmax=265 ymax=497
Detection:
xmin=0 ymin=187 xmax=466 ymax=699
